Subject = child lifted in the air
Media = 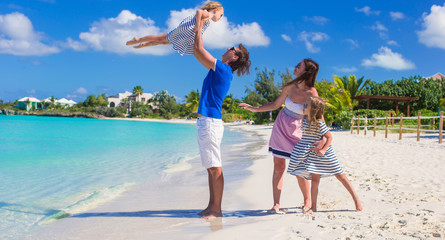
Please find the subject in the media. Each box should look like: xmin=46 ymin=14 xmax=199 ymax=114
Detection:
xmin=126 ymin=1 xmax=224 ymax=55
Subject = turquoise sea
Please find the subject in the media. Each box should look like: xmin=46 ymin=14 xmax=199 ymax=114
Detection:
xmin=0 ymin=115 xmax=250 ymax=239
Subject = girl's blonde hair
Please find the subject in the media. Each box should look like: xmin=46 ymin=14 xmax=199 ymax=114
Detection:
xmin=306 ymin=96 xmax=326 ymax=131
xmin=201 ymin=1 xmax=223 ymax=10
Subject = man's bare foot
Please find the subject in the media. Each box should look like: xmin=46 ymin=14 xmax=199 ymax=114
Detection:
xmin=201 ymin=212 xmax=222 ymax=220
xmin=198 ymin=207 xmax=211 ymax=216
xmin=134 ymin=41 xmax=158 ymax=49
xmin=126 ymin=37 xmax=140 ymax=46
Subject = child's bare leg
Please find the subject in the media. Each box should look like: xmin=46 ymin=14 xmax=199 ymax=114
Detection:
xmin=307 ymin=174 xmax=321 ymax=214
xmin=126 ymin=36 xmax=140 ymax=46
xmin=335 ymin=174 xmax=363 ymax=211
xmin=296 ymin=176 xmax=311 ymax=210
xmin=128 ymin=33 xmax=169 ymax=47
xmin=133 ymin=33 xmax=169 ymax=48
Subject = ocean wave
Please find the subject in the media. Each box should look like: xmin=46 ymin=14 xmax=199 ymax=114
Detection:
xmin=162 ymin=155 xmax=199 ymax=174
xmin=39 ymin=182 xmax=135 ymax=225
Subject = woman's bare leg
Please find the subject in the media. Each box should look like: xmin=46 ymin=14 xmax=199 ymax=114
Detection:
xmin=270 ymin=156 xmax=286 ymax=212
xmin=335 ymin=174 xmax=363 ymax=211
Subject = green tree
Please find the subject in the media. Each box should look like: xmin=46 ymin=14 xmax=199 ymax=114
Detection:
xmin=243 ymin=67 xmax=282 ymax=123
xmin=222 ymin=94 xmax=240 ymax=113
xmin=96 ymin=93 xmax=108 ymax=107
xmin=333 ymin=75 xmax=371 ymax=98
xmin=83 ymin=94 xmax=97 ymax=107
xmin=40 ymin=100 xmax=46 ymax=110
xmin=185 ymin=89 xmax=200 ymax=113
xmin=25 ymin=98 xmax=31 ymax=111
xmin=149 ymin=90 xmax=179 ymax=119
xmin=440 ymin=98 xmax=445 ymax=109
xmin=133 ymin=85 xmax=143 ymax=102
xmin=278 ymin=68 xmax=293 ymax=88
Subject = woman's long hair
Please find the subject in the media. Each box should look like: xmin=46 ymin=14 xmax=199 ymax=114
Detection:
xmin=284 ymin=58 xmax=319 ymax=88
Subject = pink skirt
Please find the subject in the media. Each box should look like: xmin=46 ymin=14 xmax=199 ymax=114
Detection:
xmin=269 ymin=108 xmax=303 ymax=159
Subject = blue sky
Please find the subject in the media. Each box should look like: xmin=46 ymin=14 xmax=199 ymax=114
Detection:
xmin=1 ymin=0 xmax=444 ymax=103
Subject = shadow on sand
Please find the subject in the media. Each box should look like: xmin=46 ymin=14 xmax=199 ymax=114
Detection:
xmin=71 ymin=209 xmax=271 ymax=219
xmin=71 ymin=207 xmax=358 ymax=219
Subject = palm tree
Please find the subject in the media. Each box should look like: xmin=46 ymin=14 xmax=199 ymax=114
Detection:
xmin=185 ymin=89 xmax=200 ymax=113
xmin=25 ymin=98 xmax=31 ymax=111
xmin=222 ymin=94 xmax=240 ymax=113
xmin=40 ymin=100 xmax=46 ymax=110
xmin=133 ymin=86 xmax=143 ymax=102
xmin=325 ymin=87 xmax=355 ymax=112
xmin=333 ymin=75 xmax=371 ymax=98
xmin=48 ymin=96 xmax=56 ymax=110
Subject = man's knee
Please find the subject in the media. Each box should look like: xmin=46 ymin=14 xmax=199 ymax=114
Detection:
xmin=208 ymin=167 xmax=222 ymax=175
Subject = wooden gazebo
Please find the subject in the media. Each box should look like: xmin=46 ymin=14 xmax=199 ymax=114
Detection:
xmin=351 ymin=95 xmax=419 ymax=117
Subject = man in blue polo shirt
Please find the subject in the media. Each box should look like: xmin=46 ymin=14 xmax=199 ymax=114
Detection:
xmin=194 ymin=22 xmax=251 ymax=220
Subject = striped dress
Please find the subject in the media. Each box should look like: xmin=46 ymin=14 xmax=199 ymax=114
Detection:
xmin=287 ymin=119 xmax=343 ymax=180
xmin=166 ymin=14 xmax=211 ymax=55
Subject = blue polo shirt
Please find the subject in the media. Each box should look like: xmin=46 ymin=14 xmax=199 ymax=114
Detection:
xmin=198 ymin=60 xmax=233 ymax=119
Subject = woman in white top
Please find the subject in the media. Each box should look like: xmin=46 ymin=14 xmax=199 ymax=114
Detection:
xmin=240 ymin=58 xmax=324 ymax=214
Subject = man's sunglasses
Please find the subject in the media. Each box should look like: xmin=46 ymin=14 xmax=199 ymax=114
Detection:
xmin=230 ymin=46 xmax=240 ymax=57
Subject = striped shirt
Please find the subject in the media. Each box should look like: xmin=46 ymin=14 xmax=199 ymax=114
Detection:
xmin=287 ymin=119 xmax=343 ymax=180
xmin=166 ymin=14 xmax=211 ymax=55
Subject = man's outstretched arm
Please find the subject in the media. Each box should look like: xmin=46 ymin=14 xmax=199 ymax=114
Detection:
xmin=194 ymin=21 xmax=216 ymax=70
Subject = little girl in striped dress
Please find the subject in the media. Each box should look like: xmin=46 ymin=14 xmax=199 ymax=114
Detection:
xmin=126 ymin=1 xmax=224 ymax=55
xmin=288 ymin=96 xmax=363 ymax=214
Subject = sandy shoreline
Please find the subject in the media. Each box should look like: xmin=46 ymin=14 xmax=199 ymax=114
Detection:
xmin=28 ymin=119 xmax=445 ymax=239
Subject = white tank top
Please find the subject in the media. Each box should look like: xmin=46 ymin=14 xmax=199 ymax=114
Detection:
xmin=284 ymin=97 xmax=304 ymax=114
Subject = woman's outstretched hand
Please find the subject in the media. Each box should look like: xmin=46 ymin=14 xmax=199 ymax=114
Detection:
xmin=239 ymin=103 xmax=256 ymax=112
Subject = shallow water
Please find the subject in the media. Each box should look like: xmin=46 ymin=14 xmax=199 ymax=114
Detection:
xmin=0 ymin=115 xmax=250 ymax=240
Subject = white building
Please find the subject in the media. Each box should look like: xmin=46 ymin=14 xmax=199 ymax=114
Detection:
xmin=107 ymin=91 xmax=132 ymax=108
xmin=107 ymin=91 xmax=153 ymax=107
xmin=56 ymin=98 xmax=77 ymax=108
xmin=16 ymin=97 xmax=41 ymax=111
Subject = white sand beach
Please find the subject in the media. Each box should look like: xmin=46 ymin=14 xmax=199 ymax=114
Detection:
xmin=29 ymin=120 xmax=445 ymax=240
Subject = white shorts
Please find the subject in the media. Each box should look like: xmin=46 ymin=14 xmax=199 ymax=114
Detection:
xmin=197 ymin=116 xmax=224 ymax=168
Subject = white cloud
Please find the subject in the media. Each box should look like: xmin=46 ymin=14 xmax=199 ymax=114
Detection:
xmin=74 ymin=87 xmax=88 ymax=95
xmin=371 ymin=21 xmax=388 ymax=39
xmin=75 ymin=9 xmax=269 ymax=55
xmin=65 ymin=37 xmax=88 ymax=51
xmin=304 ymin=16 xmax=329 ymax=25
xmin=0 ymin=12 xmax=60 ymax=56
xmin=78 ymin=10 xmax=170 ymax=55
xmin=31 ymin=61 xmax=43 ymax=66
xmin=344 ymin=39 xmax=359 ymax=49
xmin=390 ymin=11 xmax=405 ymax=20
xmin=371 ymin=22 xmax=388 ymax=32
xmin=298 ymin=31 xmax=329 ymax=53
xmin=387 ymin=40 xmax=398 ymax=46
xmin=417 ymin=3 xmax=445 ymax=49
xmin=355 ymin=6 xmax=381 ymax=16
xmin=362 ymin=46 xmax=415 ymax=70
xmin=333 ymin=66 xmax=358 ymax=73
xmin=281 ymin=34 xmax=292 ymax=43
